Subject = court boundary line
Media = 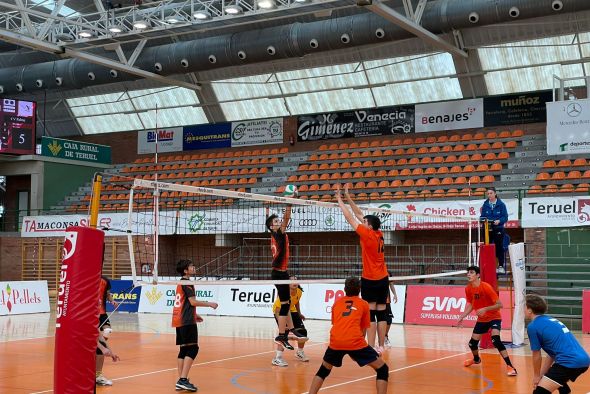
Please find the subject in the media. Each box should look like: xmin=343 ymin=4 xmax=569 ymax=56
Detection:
xmin=300 ymin=350 xmax=472 ymax=393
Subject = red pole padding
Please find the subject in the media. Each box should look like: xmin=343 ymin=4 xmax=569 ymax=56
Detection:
xmin=54 ymin=226 xmax=104 ymax=393
xmin=479 ymin=244 xmax=498 ymax=349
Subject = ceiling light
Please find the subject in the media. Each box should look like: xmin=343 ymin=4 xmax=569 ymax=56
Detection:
xmin=165 ymin=15 xmax=185 ymax=24
xmin=193 ymin=10 xmax=211 ymax=20
xmin=225 ymin=4 xmax=243 ymax=14
xmin=294 ymin=0 xmax=310 ymax=3
xmin=108 ymin=26 xmax=123 ymax=33
xmin=78 ymin=30 xmax=94 ymax=38
xmin=257 ymin=0 xmax=275 ymax=9
xmin=133 ymin=20 xmax=149 ymax=29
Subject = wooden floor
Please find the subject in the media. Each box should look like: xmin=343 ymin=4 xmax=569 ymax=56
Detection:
xmin=1 ymin=312 xmax=590 ymax=393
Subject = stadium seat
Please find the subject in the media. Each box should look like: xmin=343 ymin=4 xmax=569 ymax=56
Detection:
xmin=444 ymin=155 xmax=457 ymax=163
xmin=528 ymin=185 xmax=542 ymax=194
xmin=450 ymin=165 xmax=463 ymax=173
xmin=551 ymin=171 xmax=566 ymax=180
xmin=576 ymin=183 xmax=590 ymax=192
xmin=536 ymin=172 xmax=550 ymax=181
xmin=421 ymin=157 xmax=432 ymax=164
xmin=429 ymin=146 xmax=441 ymax=153
xmin=463 ymin=165 xmax=475 ymax=173
xmin=397 ymin=158 xmax=408 ymax=165
xmin=504 ymin=141 xmax=517 ymax=148
xmin=415 ymin=178 xmax=428 ymax=186
xmin=476 ymin=164 xmax=489 ymax=172
xmin=482 ymin=175 xmax=495 ymax=183
xmin=441 ymin=177 xmax=454 ymax=185
xmin=370 ymin=141 xmax=381 ymax=148
xmin=498 ymin=131 xmax=511 ymax=138
xmin=400 ymin=168 xmax=412 ymax=176
xmin=432 ymin=189 xmax=445 ymax=198
xmin=380 ymin=140 xmax=392 ymax=147
xmin=473 ymin=132 xmax=485 ymax=140
xmin=424 ymin=167 xmax=436 ymax=175
xmin=412 ymin=168 xmax=424 ymax=176
xmin=454 ymin=176 xmax=467 ymax=185
xmin=512 ymin=130 xmax=524 ymax=137
xmin=437 ymin=135 xmax=448 ymax=143
xmin=388 ymin=169 xmax=399 ymax=177
xmin=374 ymin=160 xmax=385 ymax=167
xmin=418 ymin=147 xmax=429 ymax=154
xmin=390 ymin=179 xmax=402 ymax=187
xmin=338 ymin=143 xmax=349 ymax=150
xmin=406 ymin=147 xmax=417 ymax=155
xmin=461 ymin=133 xmax=473 ymax=141
xmin=544 ymin=184 xmax=558 ymax=193
xmin=457 ymin=154 xmax=470 ymax=162
xmin=402 ymin=179 xmax=414 ymax=187
xmin=319 ymin=144 xmax=328 ymax=151
xmin=557 ymin=159 xmax=572 ymax=167
xmin=437 ymin=167 xmax=449 ymax=174
xmin=453 ymin=144 xmax=465 ymax=152
xmin=468 ymin=175 xmax=481 ymax=184
xmin=427 ymin=178 xmax=441 ymax=186
xmin=484 ymin=152 xmax=496 ymax=160
xmin=446 ymin=188 xmax=459 ymax=197
xmin=573 ymin=158 xmax=587 ymax=167
xmin=328 ymin=144 xmax=338 ymax=150
xmin=567 ymin=170 xmax=582 ymax=179
xmin=559 ymin=184 xmax=575 ymax=193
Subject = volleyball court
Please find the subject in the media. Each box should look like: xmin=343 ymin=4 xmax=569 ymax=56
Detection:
xmin=2 ymin=177 xmax=590 ymax=393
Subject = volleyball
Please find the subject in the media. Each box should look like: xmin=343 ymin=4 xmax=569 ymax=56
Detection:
xmin=283 ymin=184 xmax=298 ymax=197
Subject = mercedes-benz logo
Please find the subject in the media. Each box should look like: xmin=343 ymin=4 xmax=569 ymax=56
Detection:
xmin=566 ymin=102 xmax=582 ymax=117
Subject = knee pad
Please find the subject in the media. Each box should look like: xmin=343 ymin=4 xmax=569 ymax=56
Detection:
xmin=279 ymin=302 xmax=290 ymax=316
xmin=370 ymin=310 xmax=378 ymax=322
xmin=468 ymin=338 xmax=479 ymax=351
xmin=102 ymin=327 xmax=112 ymax=339
xmin=375 ymin=310 xmax=388 ymax=323
xmin=316 ymin=365 xmax=331 ymax=379
xmin=533 ymin=387 xmax=551 ymax=394
xmin=375 ymin=364 xmax=389 ymax=381
xmin=184 ymin=344 xmax=199 ymax=360
xmin=558 ymin=383 xmax=571 ymax=394
xmin=293 ymin=327 xmax=307 ymax=337
xmin=178 ymin=347 xmax=187 ymax=359
xmin=491 ymin=335 xmax=506 ymax=352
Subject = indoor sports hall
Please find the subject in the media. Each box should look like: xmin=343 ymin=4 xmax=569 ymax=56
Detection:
xmin=1 ymin=1 xmax=590 ymax=393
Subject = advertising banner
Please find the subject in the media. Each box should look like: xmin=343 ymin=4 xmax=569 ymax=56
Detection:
xmin=302 ymin=283 xmax=405 ymax=323
xmin=0 ymin=280 xmax=50 ymax=316
xmin=509 ymin=243 xmax=526 ymax=345
xmin=404 ymin=285 xmax=513 ymax=328
xmin=41 ymin=136 xmax=112 ymax=164
xmin=183 ymin=123 xmax=231 ymax=151
xmin=415 ymin=98 xmax=484 ymax=132
xmin=583 ymin=290 xmax=590 ymax=334
xmin=215 ymin=284 xmax=276 ymax=317
xmin=484 ymin=91 xmax=552 ymax=127
xmin=546 ymin=99 xmax=590 ymax=155
xmin=137 ymin=127 xmax=183 ymax=154
xmin=138 ymin=284 xmax=218 ymax=315
xmin=297 ymin=106 xmax=414 ymax=142
xmin=231 ymin=118 xmax=283 ymax=147
xmin=521 ymin=196 xmax=590 ymax=227
xmin=106 ymin=280 xmax=141 ymax=313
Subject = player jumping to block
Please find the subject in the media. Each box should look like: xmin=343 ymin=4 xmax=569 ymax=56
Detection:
xmin=457 ymin=265 xmax=517 ymax=376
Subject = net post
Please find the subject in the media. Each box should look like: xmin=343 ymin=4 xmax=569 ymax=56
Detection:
xmin=89 ymin=173 xmax=102 ymax=228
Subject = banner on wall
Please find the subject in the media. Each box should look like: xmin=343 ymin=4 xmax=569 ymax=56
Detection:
xmin=138 ymin=284 xmax=218 ymax=315
xmin=231 ymin=118 xmax=283 ymax=147
xmin=546 ymin=98 xmax=590 ymax=155
xmin=404 ymin=285 xmax=513 ymax=328
xmin=41 ymin=136 xmax=112 ymax=164
xmin=522 ymin=196 xmax=590 ymax=227
xmin=0 ymin=280 xmax=50 ymax=315
xmin=183 ymin=124 xmax=231 ymax=151
xmin=415 ymin=98 xmax=484 ymax=132
xmin=106 ymin=280 xmax=141 ymax=313
xmin=137 ymin=127 xmax=183 ymax=154
xmin=484 ymin=91 xmax=552 ymax=127
xmin=297 ymin=106 xmax=415 ymax=142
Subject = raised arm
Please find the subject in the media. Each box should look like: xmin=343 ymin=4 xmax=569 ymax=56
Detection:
xmin=344 ymin=184 xmax=365 ymax=222
xmin=336 ymin=185 xmax=360 ymax=230
xmin=280 ymin=203 xmax=292 ymax=233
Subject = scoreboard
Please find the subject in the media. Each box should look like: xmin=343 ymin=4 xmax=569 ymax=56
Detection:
xmin=0 ymin=98 xmax=36 ymax=155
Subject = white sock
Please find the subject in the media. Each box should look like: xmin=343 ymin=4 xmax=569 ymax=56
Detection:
xmin=275 ymin=350 xmax=283 ymax=359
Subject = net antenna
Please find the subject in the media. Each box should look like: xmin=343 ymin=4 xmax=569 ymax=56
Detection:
xmin=152 ymin=104 xmax=160 ymax=284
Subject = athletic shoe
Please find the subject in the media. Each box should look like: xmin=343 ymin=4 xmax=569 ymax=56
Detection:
xmin=272 ymin=358 xmax=289 ymax=367
xmin=496 ymin=266 xmax=506 ymax=274
xmin=506 ymin=366 xmax=518 ymax=376
xmin=295 ymin=350 xmax=309 ymax=362
xmin=175 ymin=378 xmax=197 ymax=392
xmin=290 ymin=329 xmax=309 ymax=342
xmin=384 ymin=336 xmax=391 ymax=348
xmin=274 ymin=335 xmax=294 ymax=350
xmin=95 ymin=373 xmax=112 ymax=386
xmin=463 ymin=359 xmax=482 ymax=367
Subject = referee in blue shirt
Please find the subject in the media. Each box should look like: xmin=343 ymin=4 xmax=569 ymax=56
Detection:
xmin=526 ymin=294 xmax=589 ymax=393
xmin=480 ymin=187 xmax=509 ymax=274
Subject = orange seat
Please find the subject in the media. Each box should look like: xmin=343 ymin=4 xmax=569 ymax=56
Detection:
xmin=453 ymin=144 xmax=465 ymax=152
xmin=418 ymin=147 xmax=429 ymax=154
xmin=573 ymin=158 xmax=587 ymax=167
xmin=473 ymin=132 xmax=485 ymax=140
xmin=557 ymin=159 xmax=572 ymax=168
xmin=468 ymin=175 xmax=481 ymax=184
xmin=512 ymin=130 xmax=524 ymax=137
xmin=355 ymin=182 xmax=366 ymax=189
xmin=444 ymin=155 xmax=457 ymax=163
xmin=559 ymin=184 xmax=575 ymax=193
xmin=567 ymin=170 xmax=582 ymax=179
xmin=461 ymin=133 xmax=473 ymax=141
xmin=450 ymin=165 xmax=463 ymax=173
xmin=402 ymin=179 xmax=414 ymax=187
xmin=399 ymin=168 xmax=412 ymax=176
xmin=528 ymin=185 xmax=542 ymax=194
xmin=365 ymin=170 xmax=376 ymax=178
xmin=388 ymin=169 xmax=399 ymax=177
xmin=412 ymin=168 xmax=424 ymax=176
xmin=576 ymin=183 xmax=590 ymax=192
xmin=394 ymin=191 xmax=405 ymax=199
xmin=374 ymin=160 xmax=385 ymax=167
xmin=433 ymin=156 xmax=444 ymax=164
xmin=338 ymin=143 xmax=349 ymax=150
xmin=498 ymin=130 xmax=511 ymax=138
xmin=376 ymin=170 xmax=388 ymax=177
xmin=437 ymin=167 xmax=449 ymax=174
xmin=330 ymin=173 xmax=342 ymax=180
xmin=482 ymin=175 xmax=495 ymax=183
xmin=424 ymin=167 xmax=436 ymax=175
xmin=430 ymin=146 xmax=440 ymax=153
xmin=397 ymin=158 xmax=408 ymax=165
xmin=476 ymin=164 xmax=489 ymax=172
xmin=504 ymin=141 xmax=517 ymax=148
xmin=415 ymin=178 xmax=428 ymax=186
xmin=551 ymin=171 xmax=566 ymax=180
xmin=437 ymin=136 xmax=449 ymax=143
xmin=536 ymin=172 xmax=550 ymax=181
xmin=390 ymin=179 xmax=402 ymax=188
xmin=491 ymin=141 xmax=503 ymax=149
xmin=432 ymin=189 xmax=445 ymax=198
xmin=457 ymin=154 xmax=470 ymax=162
xmin=408 ymin=157 xmax=420 ymax=165
xmin=479 ymin=142 xmax=491 ymax=150
xmin=449 ymin=135 xmax=460 ymax=142
xmin=298 ymin=185 xmax=309 ymax=192
xmin=318 ymin=144 xmax=328 ymax=151
xmin=441 ymin=177 xmax=454 ymax=185
xmin=484 ymin=152 xmax=496 ymax=160
xmin=427 ymin=178 xmax=441 ymax=186
xmin=465 ymin=143 xmax=478 ymax=151
xmin=463 ymin=165 xmax=475 ymax=173
xmin=489 ymin=163 xmax=503 ymax=171
xmin=378 ymin=180 xmax=390 ymax=188
xmin=446 ymin=188 xmax=459 ymax=197
xmin=441 ymin=145 xmax=452 ymax=153
xmin=544 ymin=184 xmax=558 ymax=193
xmin=367 ymin=181 xmax=378 ymax=189
xmin=454 ymin=176 xmax=467 ymax=185
xmin=542 ymin=160 xmax=557 ymax=168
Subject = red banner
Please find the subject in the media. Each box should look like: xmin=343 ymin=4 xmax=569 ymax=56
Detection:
xmin=54 ymin=227 xmax=104 ymax=393
xmin=405 ymin=285 xmax=513 ymax=328
xmin=583 ymin=290 xmax=590 ymax=334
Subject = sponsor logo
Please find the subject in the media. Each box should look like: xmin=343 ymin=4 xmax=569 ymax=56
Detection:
xmin=515 ymin=258 xmax=525 ymax=271
xmin=232 ymin=123 xmax=246 ymax=141
xmin=145 ymin=287 xmax=163 ymax=305
xmin=324 ymin=289 xmax=345 ymax=313
xmin=62 ymin=232 xmax=78 ymax=261
xmin=566 ymin=102 xmax=582 ymax=117
xmin=422 ymin=296 xmax=466 ymax=312
xmin=112 ymin=293 xmax=138 ymax=301
xmin=421 ymin=107 xmax=477 ymax=125
xmin=528 ymin=201 xmax=576 ymax=216
xmin=147 ymin=129 xmax=174 ymax=143
xmin=500 ymin=95 xmax=540 ymax=107
xmin=231 ymin=288 xmax=276 ymax=308
xmin=324 ymin=215 xmax=335 ymax=227
xmin=188 ymin=213 xmax=205 ymax=232
xmin=297 ymin=114 xmax=353 ymax=141
xmin=47 ymin=140 xmax=62 ymax=156
xmin=559 ymin=143 xmax=568 ymax=152
xmin=2 ymin=284 xmax=12 ymax=312
xmin=56 ymin=264 xmax=70 ymax=327
xmin=0 ymin=283 xmax=43 ymax=314
xmin=298 ymin=219 xmax=318 ymax=227
xmin=578 ymin=199 xmax=590 ymax=223
xmin=391 ymin=121 xmax=412 ymax=134
xmin=354 ymin=110 xmax=406 ymax=123
xmin=3 ymin=99 xmax=16 ymax=113
xmin=268 ymin=121 xmax=282 ymax=137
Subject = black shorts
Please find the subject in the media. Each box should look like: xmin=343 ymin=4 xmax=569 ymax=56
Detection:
xmin=272 ymin=270 xmax=290 ymax=303
xmin=361 ymin=276 xmax=389 ymax=304
xmin=96 ymin=340 xmax=107 ymax=355
xmin=385 ymin=303 xmax=393 ymax=325
xmin=323 ymin=346 xmax=379 ymax=367
xmin=99 ymin=313 xmax=110 ymax=330
xmin=545 ymin=363 xmax=588 ymax=386
xmin=176 ymin=324 xmax=198 ymax=346
xmin=291 ymin=311 xmax=305 ymax=330
xmin=472 ymin=319 xmax=502 ymax=335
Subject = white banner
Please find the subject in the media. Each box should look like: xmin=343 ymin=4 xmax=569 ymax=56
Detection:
xmin=21 ymin=199 xmax=520 ymax=237
xmin=137 ymin=127 xmax=183 ymax=154
xmin=302 ymin=284 xmax=405 ymax=323
xmin=546 ymin=99 xmax=590 ymax=155
xmin=415 ymin=98 xmax=484 ymax=132
xmin=0 ymin=281 xmax=50 ymax=316
xmin=138 ymin=284 xmax=219 ymax=315
xmin=509 ymin=243 xmax=526 ymax=345
xmin=21 ymin=211 xmax=178 ymax=238
xmin=521 ymin=196 xmax=590 ymax=227
xmin=231 ymin=118 xmax=283 ymax=147
xmin=215 ymin=284 xmax=277 ymax=317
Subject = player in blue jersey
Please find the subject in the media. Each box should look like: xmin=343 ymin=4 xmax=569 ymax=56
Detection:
xmin=525 ymin=294 xmax=590 ymax=394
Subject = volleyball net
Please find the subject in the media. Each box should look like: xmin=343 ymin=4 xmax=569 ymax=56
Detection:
xmin=107 ymin=177 xmax=483 ymax=286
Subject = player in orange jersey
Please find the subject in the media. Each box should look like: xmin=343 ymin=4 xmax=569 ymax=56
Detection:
xmin=457 ymin=265 xmax=517 ymax=376
xmin=172 ymin=260 xmax=218 ymax=392
xmin=336 ymin=184 xmax=389 ymax=354
xmin=96 ymin=275 xmax=118 ymax=386
xmin=308 ymin=277 xmax=389 ymax=394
